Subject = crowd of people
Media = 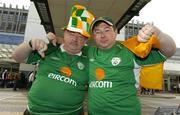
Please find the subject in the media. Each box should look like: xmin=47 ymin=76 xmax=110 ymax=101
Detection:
xmin=0 ymin=69 xmax=35 ymax=90
xmin=140 ymin=87 xmax=155 ymax=95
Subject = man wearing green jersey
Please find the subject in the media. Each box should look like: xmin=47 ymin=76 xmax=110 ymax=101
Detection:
xmin=12 ymin=5 xmax=94 ymax=115
xmin=86 ymin=17 xmax=176 ymax=115
xmin=47 ymin=16 xmax=176 ymax=114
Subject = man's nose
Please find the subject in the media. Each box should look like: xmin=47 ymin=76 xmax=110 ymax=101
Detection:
xmin=100 ymin=32 xmax=105 ymax=37
xmin=72 ymin=33 xmax=80 ymax=41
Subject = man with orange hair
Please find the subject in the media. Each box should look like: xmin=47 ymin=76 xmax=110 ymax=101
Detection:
xmin=12 ymin=5 xmax=94 ymax=115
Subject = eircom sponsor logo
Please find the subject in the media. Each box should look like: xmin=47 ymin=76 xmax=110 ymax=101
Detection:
xmin=48 ymin=73 xmax=77 ymax=86
xmin=90 ymin=68 xmax=112 ymax=88
xmin=89 ymin=81 xmax=112 ymax=88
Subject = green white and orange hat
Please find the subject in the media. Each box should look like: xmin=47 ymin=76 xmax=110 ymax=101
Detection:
xmin=64 ymin=5 xmax=95 ymax=38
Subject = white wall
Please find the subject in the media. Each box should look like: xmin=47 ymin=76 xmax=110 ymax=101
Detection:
xmin=24 ymin=2 xmax=48 ymax=43
xmin=116 ymin=27 xmax=125 ymax=41
xmin=164 ymin=61 xmax=180 ymax=75
xmin=19 ymin=63 xmax=35 ymax=71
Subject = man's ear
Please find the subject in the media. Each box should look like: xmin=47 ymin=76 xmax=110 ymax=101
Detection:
xmin=114 ymin=29 xmax=118 ymax=36
xmin=115 ymin=29 xmax=118 ymax=34
xmin=83 ymin=38 xmax=88 ymax=44
xmin=60 ymin=37 xmax=65 ymax=44
xmin=58 ymin=37 xmax=63 ymax=44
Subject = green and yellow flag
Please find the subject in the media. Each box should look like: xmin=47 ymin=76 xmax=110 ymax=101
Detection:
xmin=122 ymin=35 xmax=164 ymax=90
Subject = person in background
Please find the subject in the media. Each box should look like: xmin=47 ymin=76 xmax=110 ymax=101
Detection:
xmin=12 ymin=4 xmax=94 ymax=115
xmin=27 ymin=71 xmax=36 ymax=90
xmin=13 ymin=72 xmax=20 ymax=91
xmin=1 ymin=69 xmax=8 ymax=88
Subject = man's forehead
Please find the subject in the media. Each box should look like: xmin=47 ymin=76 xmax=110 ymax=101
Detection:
xmin=65 ymin=29 xmax=81 ymax=34
xmin=65 ymin=29 xmax=87 ymax=38
xmin=93 ymin=23 xmax=112 ymax=30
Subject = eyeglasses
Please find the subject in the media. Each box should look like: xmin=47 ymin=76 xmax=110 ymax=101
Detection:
xmin=93 ymin=28 xmax=113 ymax=35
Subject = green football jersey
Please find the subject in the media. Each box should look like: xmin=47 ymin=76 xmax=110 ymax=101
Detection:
xmin=27 ymin=44 xmax=88 ymax=115
xmin=86 ymin=42 xmax=165 ymax=115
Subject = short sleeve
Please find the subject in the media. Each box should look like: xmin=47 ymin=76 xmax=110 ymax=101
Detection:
xmin=27 ymin=43 xmax=59 ymax=64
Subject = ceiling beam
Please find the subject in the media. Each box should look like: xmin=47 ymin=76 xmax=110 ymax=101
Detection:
xmin=31 ymin=0 xmax=151 ymax=34
xmin=31 ymin=0 xmax=55 ymax=33
xmin=116 ymin=0 xmax=151 ymax=32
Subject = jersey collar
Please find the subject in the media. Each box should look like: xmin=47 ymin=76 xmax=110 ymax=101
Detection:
xmin=60 ymin=44 xmax=82 ymax=56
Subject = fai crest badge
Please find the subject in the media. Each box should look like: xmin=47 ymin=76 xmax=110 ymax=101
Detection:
xmin=111 ymin=57 xmax=121 ymax=66
xmin=77 ymin=62 xmax=85 ymax=70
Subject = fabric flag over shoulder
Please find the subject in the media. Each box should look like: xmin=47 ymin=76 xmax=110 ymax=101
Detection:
xmin=122 ymin=35 xmax=164 ymax=90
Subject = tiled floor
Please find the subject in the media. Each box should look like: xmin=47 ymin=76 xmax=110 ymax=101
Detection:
xmin=0 ymin=88 xmax=27 ymax=115
xmin=0 ymin=88 xmax=180 ymax=115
